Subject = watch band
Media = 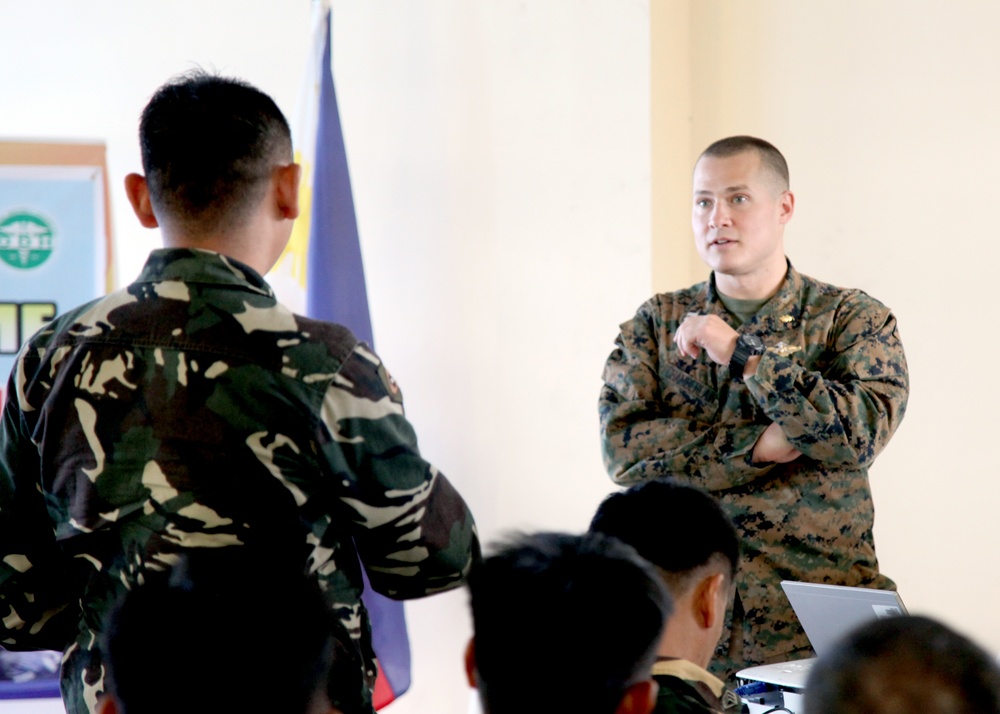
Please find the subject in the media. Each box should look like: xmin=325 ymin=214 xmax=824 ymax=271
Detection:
xmin=729 ymin=333 xmax=765 ymax=381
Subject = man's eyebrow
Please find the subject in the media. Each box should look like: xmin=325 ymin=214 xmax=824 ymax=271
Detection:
xmin=694 ymin=184 xmax=752 ymax=196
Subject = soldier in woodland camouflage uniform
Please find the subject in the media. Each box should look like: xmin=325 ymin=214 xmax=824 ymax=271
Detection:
xmin=0 ymin=71 xmax=478 ymax=714
xmin=598 ymin=136 xmax=908 ymax=681
xmin=590 ymin=479 xmax=748 ymax=714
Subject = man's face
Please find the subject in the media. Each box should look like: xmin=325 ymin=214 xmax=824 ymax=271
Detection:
xmin=691 ymin=150 xmax=793 ymax=285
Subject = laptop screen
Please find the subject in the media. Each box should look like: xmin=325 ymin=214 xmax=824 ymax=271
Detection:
xmin=780 ymin=580 xmax=908 ymax=658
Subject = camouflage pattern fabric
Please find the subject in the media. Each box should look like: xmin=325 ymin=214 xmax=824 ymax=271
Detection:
xmin=651 ymin=658 xmax=747 ymax=713
xmin=599 ymin=262 xmax=907 ymax=669
xmin=0 ymin=248 xmax=479 ymax=714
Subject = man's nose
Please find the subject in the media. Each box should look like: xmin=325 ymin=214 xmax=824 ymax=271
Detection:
xmin=709 ymin=202 xmax=732 ymax=229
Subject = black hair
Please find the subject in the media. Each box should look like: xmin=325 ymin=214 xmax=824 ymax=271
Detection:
xmin=138 ymin=69 xmax=292 ymax=234
xmin=590 ymin=477 xmax=739 ymax=594
xmin=803 ymin=614 xmax=1000 ymax=714
xmin=467 ymin=531 xmax=671 ymax=714
xmin=101 ymin=548 xmax=364 ymax=714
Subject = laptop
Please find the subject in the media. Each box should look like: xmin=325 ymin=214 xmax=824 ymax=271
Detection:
xmin=735 ymin=581 xmax=908 ymax=691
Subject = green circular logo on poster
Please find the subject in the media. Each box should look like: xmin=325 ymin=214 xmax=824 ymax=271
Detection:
xmin=0 ymin=212 xmax=55 ymax=269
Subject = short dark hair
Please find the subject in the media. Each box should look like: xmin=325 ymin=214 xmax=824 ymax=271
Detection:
xmin=803 ymin=614 xmax=1000 ymax=714
xmin=467 ymin=531 xmax=670 ymax=714
xmin=138 ymin=70 xmax=293 ymax=234
xmin=101 ymin=548 xmax=362 ymax=714
xmin=590 ymin=478 xmax=739 ymax=594
xmin=699 ymin=135 xmax=789 ymax=191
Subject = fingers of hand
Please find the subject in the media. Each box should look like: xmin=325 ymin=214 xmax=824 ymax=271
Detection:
xmin=673 ymin=325 xmax=700 ymax=359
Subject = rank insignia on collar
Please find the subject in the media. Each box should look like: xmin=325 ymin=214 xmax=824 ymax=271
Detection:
xmin=377 ymin=363 xmax=403 ymax=403
xmin=771 ymin=341 xmax=802 ymax=357
xmin=779 ymin=314 xmax=795 ymax=323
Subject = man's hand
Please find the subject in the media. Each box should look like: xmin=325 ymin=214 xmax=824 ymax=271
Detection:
xmin=673 ymin=314 xmax=739 ymax=365
xmin=752 ymin=422 xmax=802 ymax=464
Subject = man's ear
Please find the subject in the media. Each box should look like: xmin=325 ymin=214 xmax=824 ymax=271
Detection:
xmin=124 ymin=173 xmax=159 ymax=228
xmin=615 ymin=679 xmax=658 ymax=714
xmin=696 ymin=572 xmax=727 ymax=630
xmin=95 ymin=693 xmax=121 ymax=714
xmin=464 ymin=637 xmax=477 ymax=689
xmin=275 ymin=163 xmax=301 ymax=220
xmin=778 ymin=189 xmax=795 ymax=224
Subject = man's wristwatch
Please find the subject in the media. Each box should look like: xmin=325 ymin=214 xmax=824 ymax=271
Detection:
xmin=729 ymin=333 xmax=765 ymax=381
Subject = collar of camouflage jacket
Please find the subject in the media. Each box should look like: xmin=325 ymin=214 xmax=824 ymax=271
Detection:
xmin=706 ymin=258 xmax=807 ymax=338
xmin=651 ymin=657 xmax=726 ymax=698
xmin=139 ymin=248 xmax=274 ymax=299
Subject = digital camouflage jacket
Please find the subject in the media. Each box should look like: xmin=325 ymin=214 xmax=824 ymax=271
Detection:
xmin=0 ymin=248 xmax=479 ymax=714
xmin=599 ymin=262 xmax=907 ymax=667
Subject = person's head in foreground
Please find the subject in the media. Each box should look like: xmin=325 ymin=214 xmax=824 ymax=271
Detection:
xmin=125 ymin=69 xmax=300 ymax=274
xmin=590 ymin=477 xmax=740 ymax=670
xmin=465 ymin=531 xmax=672 ymax=714
xmin=802 ymin=614 xmax=1000 ymax=714
xmin=98 ymin=549 xmax=366 ymax=714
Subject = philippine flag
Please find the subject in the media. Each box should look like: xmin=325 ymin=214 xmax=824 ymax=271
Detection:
xmin=269 ymin=2 xmax=412 ymax=708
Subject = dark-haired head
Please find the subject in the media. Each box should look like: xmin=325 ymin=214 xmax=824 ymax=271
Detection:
xmin=590 ymin=477 xmax=739 ymax=596
xmin=137 ymin=70 xmax=293 ymax=235
xmin=100 ymin=548 xmax=364 ymax=714
xmin=803 ymin=614 xmax=1000 ymax=714
xmin=466 ymin=531 xmax=670 ymax=714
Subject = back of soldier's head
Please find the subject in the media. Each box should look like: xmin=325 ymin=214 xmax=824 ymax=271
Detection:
xmin=102 ymin=548 xmax=356 ymax=714
xmin=589 ymin=477 xmax=739 ymax=595
xmin=467 ymin=531 xmax=671 ymax=714
xmin=138 ymin=70 xmax=292 ymax=235
xmin=803 ymin=614 xmax=1000 ymax=714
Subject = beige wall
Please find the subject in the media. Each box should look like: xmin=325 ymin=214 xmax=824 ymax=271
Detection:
xmin=5 ymin=2 xmax=1000 ymax=714
xmin=653 ymin=0 xmax=1000 ymax=654
xmin=2 ymin=3 xmax=650 ymax=714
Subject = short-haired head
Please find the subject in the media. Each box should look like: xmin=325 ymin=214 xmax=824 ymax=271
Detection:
xmin=101 ymin=548 xmax=357 ymax=714
xmin=467 ymin=531 xmax=671 ymax=714
xmin=698 ymin=135 xmax=789 ymax=193
xmin=138 ymin=69 xmax=293 ymax=235
xmin=589 ymin=478 xmax=739 ymax=597
xmin=803 ymin=614 xmax=1000 ymax=714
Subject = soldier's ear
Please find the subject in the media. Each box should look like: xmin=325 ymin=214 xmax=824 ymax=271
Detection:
xmin=615 ymin=679 xmax=658 ymax=714
xmin=95 ymin=693 xmax=121 ymax=714
xmin=696 ymin=572 xmax=727 ymax=630
xmin=124 ymin=173 xmax=159 ymax=229
xmin=464 ymin=637 xmax=478 ymax=688
xmin=274 ymin=163 xmax=301 ymax=220
xmin=778 ymin=189 xmax=795 ymax=224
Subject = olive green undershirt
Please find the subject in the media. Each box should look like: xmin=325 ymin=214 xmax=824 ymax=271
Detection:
xmin=717 ymin=293 xmax=768 ymax=326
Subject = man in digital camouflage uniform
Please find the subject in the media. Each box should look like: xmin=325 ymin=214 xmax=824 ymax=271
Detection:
xmin=0 ymin=71 xmax=479 ymax=714
xmin=598 ymin=136 xmax=908 ymax=681
xmin=591 ymin=478 xmax=748 ymax=714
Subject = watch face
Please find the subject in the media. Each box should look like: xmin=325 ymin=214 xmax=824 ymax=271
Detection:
xmin=745 ymin=334 xmax=765 ymax=351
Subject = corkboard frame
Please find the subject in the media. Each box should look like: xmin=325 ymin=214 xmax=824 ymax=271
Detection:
xmin=0 ymin=140 xmax=114 ymax=291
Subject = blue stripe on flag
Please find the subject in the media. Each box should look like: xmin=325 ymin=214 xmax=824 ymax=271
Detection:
xmin=307 ymin=9 xmax=373 ymax=345
xmin=308 ymin=8 xmax=412 ymax=707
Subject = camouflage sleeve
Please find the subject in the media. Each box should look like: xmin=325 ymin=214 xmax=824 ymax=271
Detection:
xmin=745 ymin=295 xmax=908 ymax=468
xmin=0 ymin=356 xmax=82 ymax=651
xmin=599 ymin=308 xmax=779 ymax=491
xmin=318 ymin=344 xmax=479 ymax=599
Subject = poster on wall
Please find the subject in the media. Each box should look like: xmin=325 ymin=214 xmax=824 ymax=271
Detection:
xmin=0 ymin=141 xmax=113 ymax=407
